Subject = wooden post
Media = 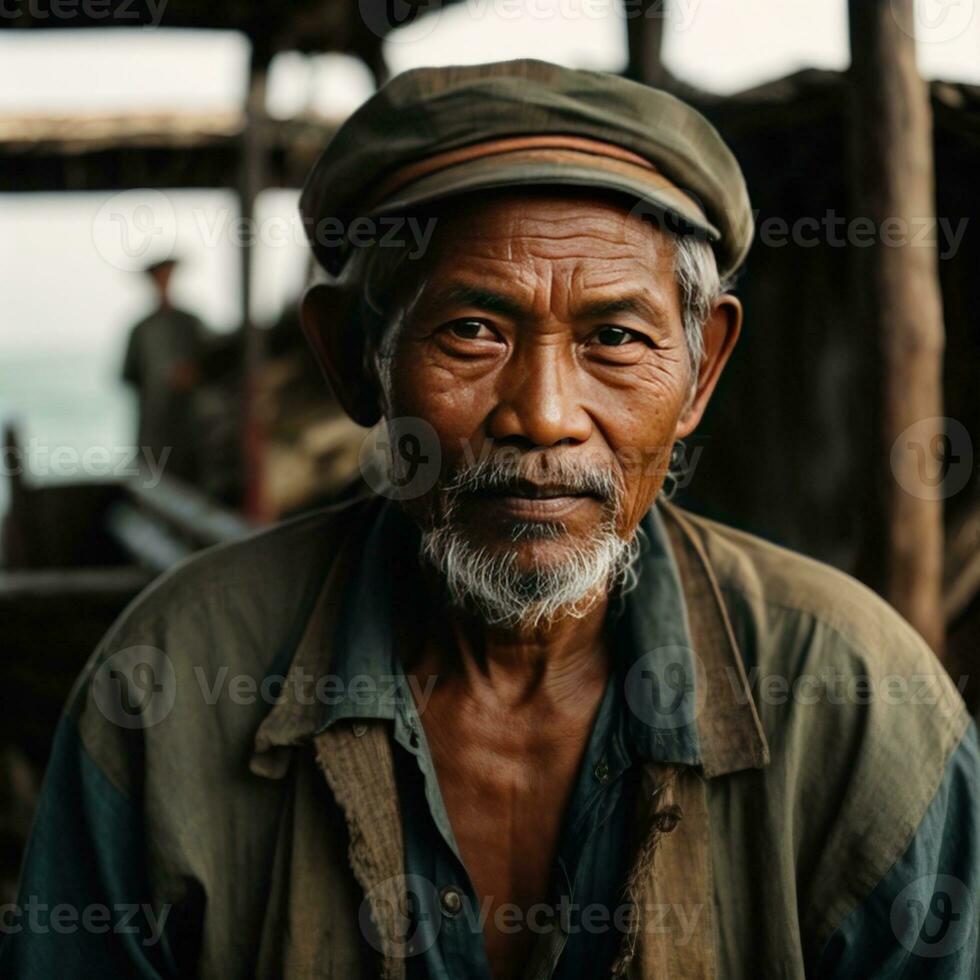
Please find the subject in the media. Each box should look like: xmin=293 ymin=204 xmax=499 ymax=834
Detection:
xmin=848 ymin=0 xmax=946 ymax=653
xmin=626 ymin=0 xmax=668 ymax=87
xmin=239 ymin=66 xmax=269 ymax=520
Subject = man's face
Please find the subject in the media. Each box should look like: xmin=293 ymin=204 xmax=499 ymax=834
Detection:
xmin=150 ymin=264 xmax=174 ymax=298
xmin=382 ymin=192 xmax=700 ymax=580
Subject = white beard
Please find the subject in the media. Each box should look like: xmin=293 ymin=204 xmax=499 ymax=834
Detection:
xmin=420 ymin=513 xmax=640 ymax=631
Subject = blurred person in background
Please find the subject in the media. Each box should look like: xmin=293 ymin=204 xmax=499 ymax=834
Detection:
xmin=121 ymin=258 xmax=206 ymax=484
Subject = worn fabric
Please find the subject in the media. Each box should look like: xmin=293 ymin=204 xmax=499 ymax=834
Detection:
xmin=2 ymin=495 xmax=977 ymax=978
xmin=298 ymin=59 xmax=753 ymax=279
xmin=321 ymin=501 xmax=695 ymax=979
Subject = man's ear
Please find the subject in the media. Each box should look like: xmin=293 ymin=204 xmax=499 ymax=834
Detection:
xmin=675 ymin=293 xmax=742 ymax=439
xmin=300 ymin=282 xmax=382 ymax=427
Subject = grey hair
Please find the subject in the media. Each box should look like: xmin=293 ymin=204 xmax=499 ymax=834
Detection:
xmin=673 ymin=233 xmax=732 ymax=379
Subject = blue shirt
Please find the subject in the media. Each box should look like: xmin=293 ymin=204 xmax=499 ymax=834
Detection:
xmin=319 ymin=502 xmax=702 ymax=979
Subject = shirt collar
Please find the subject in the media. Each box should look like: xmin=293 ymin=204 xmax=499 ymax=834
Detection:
xmin=615 ymin=504 xmax=703 ymax=766
xmin=318 ymin=501 xmax=410 ymax=729
xmin=251 ymin=497 xmax=769 ymax=780
xmin=312 ymin=499 xmax=706 ymax=769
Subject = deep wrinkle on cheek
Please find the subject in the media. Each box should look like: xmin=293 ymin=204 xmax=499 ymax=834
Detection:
xmin=388 ymin=345 xmax=495 ymax=445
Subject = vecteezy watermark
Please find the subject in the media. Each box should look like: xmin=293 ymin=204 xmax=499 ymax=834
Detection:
xmin=92 ymin=190 xmax=177 ymax=272
xmin=0 ymin=898 xmax=171 ymax=947
xmin=358 ymin=0 xmax=703 ymax=40
xmin=193 ymin=665 xmax=439 ymax=715
xmin=890 ymin=874 xmax=975 ymax=959
xmin=625 ymin=645 xmax=707 ymax=732
xmin=91 ymin=646 xmax=442 ymax=729
xmin=92 ymin=646 xmax=177 ymax=730
xmin=359 ymin=874 xmax=706 ymax=959
xmin=0 ymin=440 xmax=171 ymax=488
xmin=890 ymin=0 xmax=977 ymax=45
xmin=92 ymin=196 xmax=440 ymax=270
xmin=358 ymin=0 xmax=442 ymax=43
xmin=0 ymin=0 xmax=168 ymax=25
xmin=727 ymin=665 xmax=970 ymax=717
xmin=658 ymin=438 xmax=703 ymax=500
xmin=625 ymin=197 xmax=969 ymax=260
xmin=890 ymin=417 xmax=974 ymax=501
xmin=752 ymin=211 xmax=969 ymax=260
xmin=360 ymin=874 xmax=442 ymax=958
xmin=360 ymin=417 xmax=444 ymax=501
xmin=305 ymin=215 xmax=437 ymax=258
xmin=210 ymin=211 xmax=437 ymax=258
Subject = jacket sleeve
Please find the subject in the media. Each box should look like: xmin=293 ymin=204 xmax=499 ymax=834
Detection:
xmin=0 ymin=673 xmax=180 ymax=977
xmin=812 ymin=719 xmax=980 ymax=978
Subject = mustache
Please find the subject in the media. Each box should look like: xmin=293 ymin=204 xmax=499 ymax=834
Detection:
xmin=440 ymin=450 xmax=623 ymax=504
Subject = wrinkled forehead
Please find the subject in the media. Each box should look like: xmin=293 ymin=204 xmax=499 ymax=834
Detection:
xmin=423 ymin=189 xmax=677 ymax=271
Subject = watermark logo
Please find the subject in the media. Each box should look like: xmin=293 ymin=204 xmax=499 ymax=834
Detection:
xmin=0 ymin=898 xmax=170 ymax=946
xmin=891 ymin=417 xmax=973 ymax=501
xmin=360 ymin=417 xmax=443 ymax=501
xmin=92 ymin=190 xmax=176 ymax=272
xmin=625 ymin=194 xmax=712 ymax=249
xmin=0 ymin=440 xmax=171 ymax=488
xmin=359 ymin=0 xmax=442 ymax=41
xmin=359 ymin=873 xmax=442 ymax=958
xmin=660 ymin=438 xmax=704 ymax=500
xmin=357 ymin=874 xmax=705 ymax=952
xmin=91 ymin=645 xmax=176 ymax=729
xmin=622 ymin=0 xmax=701 ymax=30
xmin=891 ymin=0 xmax=976 ymax=44
xmin=751 ymin=211 xmax=968 ymax=259
xmin=891 ymin=873 xmax=975 ymax=958
xmin=0 ymin=0 xmax=168 ymax=25
xmin=360 ymin=0 xmax=703 ymax=37
xmin=625 ymin=645 xmax=706 ymax=732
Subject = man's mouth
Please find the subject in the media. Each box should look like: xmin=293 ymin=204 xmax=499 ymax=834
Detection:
xmin=472 ymin=481 xmax=602 ymax=520
xmin=481 ymin=480 xmax=600 ymax=501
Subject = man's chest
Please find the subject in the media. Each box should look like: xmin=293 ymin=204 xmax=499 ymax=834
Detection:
xmin=418 ymin=692 xmax=601 ymax=976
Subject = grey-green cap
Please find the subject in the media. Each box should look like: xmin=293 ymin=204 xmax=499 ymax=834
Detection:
xmin=300 ymin=59 xmax=753 ymax=279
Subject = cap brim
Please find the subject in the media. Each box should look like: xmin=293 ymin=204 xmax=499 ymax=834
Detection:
xmin=366 ymin=154 xmax=721 ymax=244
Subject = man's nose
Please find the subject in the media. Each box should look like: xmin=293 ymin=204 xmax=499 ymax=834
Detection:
xmin=487 ymin=345 xmax=592 ymax=448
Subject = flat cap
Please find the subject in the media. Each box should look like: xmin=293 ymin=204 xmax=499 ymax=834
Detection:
xmin=300 ymin=59 xmax=753 ymax=279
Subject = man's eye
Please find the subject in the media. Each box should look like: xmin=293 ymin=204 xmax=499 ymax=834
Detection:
xmin=593 ymin=326 xmax=639 ymax=347
xmin=446 ymin=319 xmax=493 ymax=340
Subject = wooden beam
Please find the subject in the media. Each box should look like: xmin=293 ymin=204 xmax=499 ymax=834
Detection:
xmin=848 ymin=0 xmax=946 ymax=653
xmin=124 ymin=474 xmax=252 ymax=548
xmin=0 ymin=567 xmax=152 ymax=604
xmin=626 ymin=0 xmax=668 ymax=87
xmin=240 ymin=68 xmax=270 ymax=519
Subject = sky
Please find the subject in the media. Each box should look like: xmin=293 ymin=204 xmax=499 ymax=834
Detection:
xmin=0 ymin=0 xmax=977 ymax=483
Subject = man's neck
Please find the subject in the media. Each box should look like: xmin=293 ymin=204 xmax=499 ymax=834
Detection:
xmin=407 ymin=576 xmax=612 ymax=710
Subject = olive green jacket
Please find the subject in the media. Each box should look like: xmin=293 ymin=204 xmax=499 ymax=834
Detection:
xmin=3 ymin=497 xmax=977 ymax=977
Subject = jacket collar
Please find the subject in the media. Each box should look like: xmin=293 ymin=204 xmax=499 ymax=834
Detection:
xmin=250 ymin=498 xmax=769 ymax=780
xmin=658 ymin=502 xmax=770 ymax=775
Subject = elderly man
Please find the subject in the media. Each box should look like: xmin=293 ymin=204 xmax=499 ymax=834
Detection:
xmin=3 ymin=60 xmax=977 ymax=979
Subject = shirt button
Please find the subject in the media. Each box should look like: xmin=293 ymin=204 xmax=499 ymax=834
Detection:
xmin=440 ymin=886 xmax=463 ymax=917
xmin=594 ymin=756 xmax=611 ymax=784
